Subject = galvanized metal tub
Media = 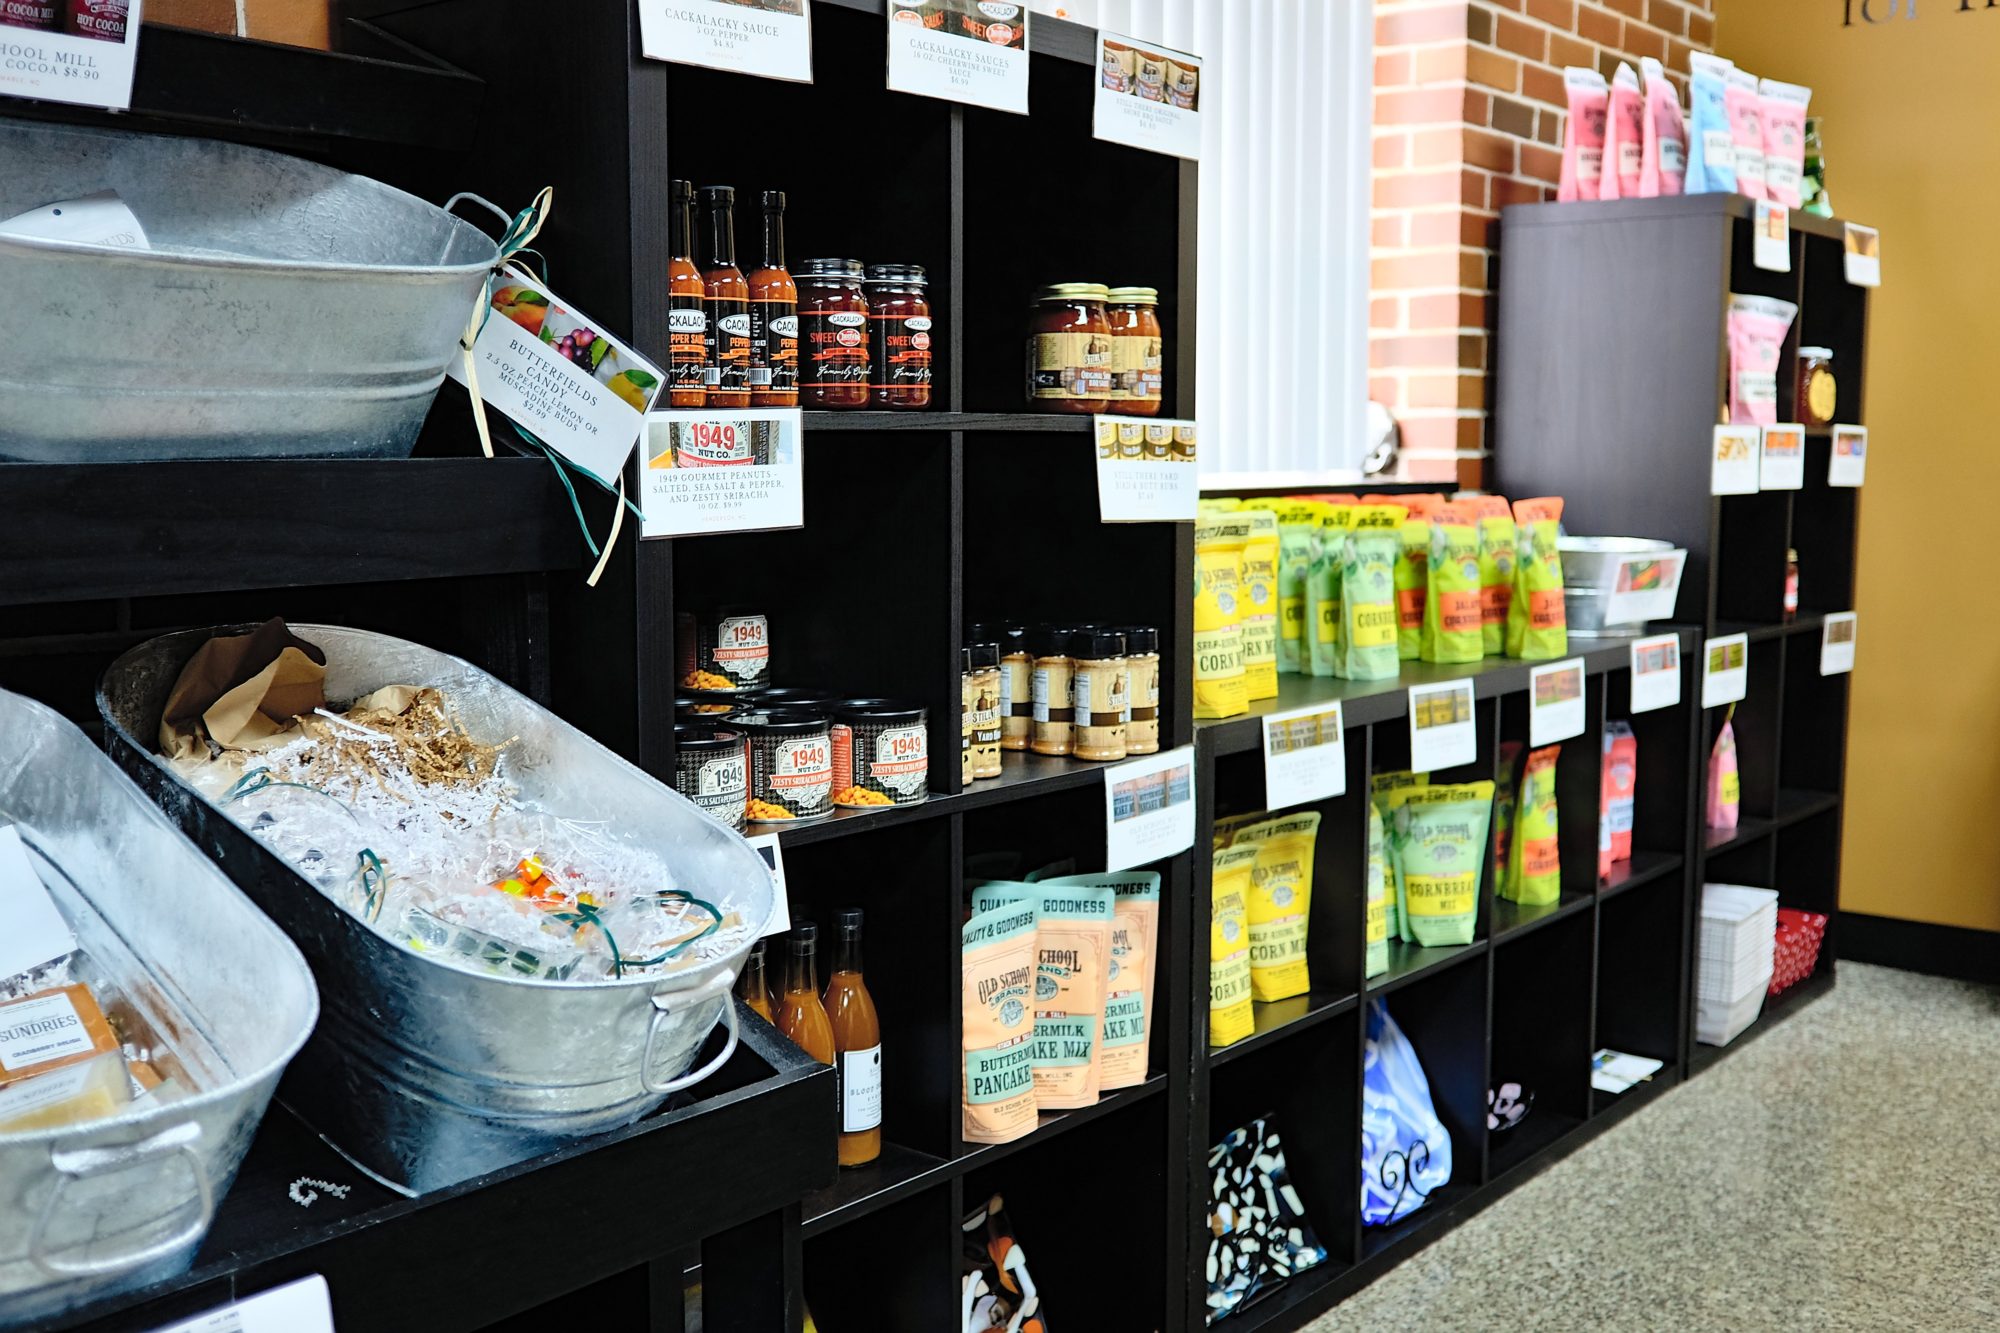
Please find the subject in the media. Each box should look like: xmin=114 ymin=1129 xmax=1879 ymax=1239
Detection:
xmin=1560 ymin=536 xmax=1679 ymax=636
xmin=0 ymin=117 xmax=499 ymax=463
xmin=98 ymin=626 xmax=771 ymax=1196
xmin=0 ymin=690 xmax=318 ymax=1328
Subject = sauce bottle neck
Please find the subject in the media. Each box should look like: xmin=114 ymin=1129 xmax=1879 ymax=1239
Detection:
xmin=761 ymin=204 xmax=787 ymax=272
xmin=783 ymin=938 xmax=819 ymax=995
xmin=703 ymin=199 xmax=738 ymax=271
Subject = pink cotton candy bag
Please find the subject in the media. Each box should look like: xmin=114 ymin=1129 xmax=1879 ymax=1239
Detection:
xmin=1599 ymin=62 xmax=1643 ymax=200
xmin=1558 ymin=66 xmax=1608 ymax=203
xmin=1726 ymin=293 xmax=1797 ymax=427
xmin=1726 ymin=67 xmax=1766 ymax=200
xmin=1638 ymin=56 xmax=1687 ymax=197
xmin=1760 ymin=79 xmax=1812 ymax=209
xmin=1708 ymin=710 xmax=1740 ymax=831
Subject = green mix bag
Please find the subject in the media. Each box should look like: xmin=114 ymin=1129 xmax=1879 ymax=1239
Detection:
xmin=1381 ymin=493 xmax=1435 ymax=660
xmin=1391 ymin=781 xmax=1495 ymax=947
xmin=1507 ymin=497 xmax=1567 ymax=660
xmin=1472 ymin=495 xmax=1517 ymax=657
xmin=1304 ymin=506 xmax=1351 ymax=678
xmin=1370 ymin=770 xmax=1428 ymax=941
xmin=1365 ymin=803 xmax=1390 ymax=979
xmin=1504 ymin=745 xmax=1561 ymax=906
xmin=1421 ymin=502 xmax=1484 ymax=664
xmin=1336 ymin=503 xmax=1405 ymax=681
xmin=1271 ymin=503 xmax=1321 ymax=674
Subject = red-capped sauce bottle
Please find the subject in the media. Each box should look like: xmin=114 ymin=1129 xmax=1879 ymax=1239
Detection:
xmin=699 ymin=185 xmax=751 ymax=409
xmin=748 ymin=190 xmax=799 ymax=408
xmin=667 ymin=179 xmax=708 ymax=409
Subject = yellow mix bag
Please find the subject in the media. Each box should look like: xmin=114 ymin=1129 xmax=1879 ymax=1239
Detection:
xmin=1194 ymin=515 xmax=1250 ymax=719
xmin=1209 ymin=845 xmax=1257 ymax=1046
xmin=1471 ymin=495 xmax=1516 ymax=657
xmin=1232 ymin=811 xmax=1320 ymax=1002
xmin=1238 ymin=508 xmax=1280 ymax=700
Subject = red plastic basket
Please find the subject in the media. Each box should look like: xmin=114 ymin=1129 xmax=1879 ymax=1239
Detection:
xmin=1769 ymin=908 xmax=1828 ymax=996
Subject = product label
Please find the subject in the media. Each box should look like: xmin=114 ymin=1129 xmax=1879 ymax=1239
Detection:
xmin=1616 ymin=138 xmax=1642 ymax=181
xmin=767 ymin=735 xmax=831 ymax=810
xmin=0 ymin=991 xmax=90 ymax=1072
xmin=800 ymin=306 xmax=870 ymax=386
xmin=0 ymin=0 xmax=142 ymax=111
xmin=1352 ymin=604 xmax=1397 ymax=648
xmin=748 ymin=302 xmax=798 ymax=392
xmin=965 ymin=1033 xmax=1035 ymax=1105
xmin=870 ymin=312 xmax=934 ymax=389
xmin=1110 ymin=332 xmax=1162 ymax=401
xmin=0 ymin=1058 xmax=99 ymax=1126
xmin=705 ymin=298 xmax=752 ymax=393
xmin=1405 ymin=872 xmax=1476 ymax=919
xmin=637 ymin=0 xmax=814 ymax=83
xmin=1660 ymin=136 xmax=1686 ymax=177
xmin=1701 ymin=129 xmax=1735 ymax=172
xmin=669 ymin=297 xmax=709 ymax=393
xmin=1577 ymin=144 xmax=1603 ymax=186
xmin=1436 ymin=588 xmax=1481 ymax=637
xmin=1032 ymin=666 xmax=1075 ymax=723
xmin=696 ymin=750 xmax=747 ymax=801
xmin=710 ymin=615 xmax=770 ymax=682
xmin=1029 ymin=332 xmax=1114 ymax=399
xmin=871 ymin=723 xmax=930 ymax=796
xmin=838 ymin=1044 xmax=883 ymax=1132
xmin=1194 ymin=626 xmax=1242 ymax=681
xmin=673 ymin=418 xmax=758 ymax=466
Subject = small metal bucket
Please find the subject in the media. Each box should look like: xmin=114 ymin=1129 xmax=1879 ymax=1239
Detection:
xmin=98 ymin=627 xmax=772 ymax=1195
xmin=1560 ymin=536 xmax=1680 ymax=636
xmin=0 ymin=690 xmax=318 ymax=1328
xmin=0 ymin=117 xmax=500 ymax=462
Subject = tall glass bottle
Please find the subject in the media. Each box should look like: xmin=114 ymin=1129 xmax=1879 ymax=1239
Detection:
xmin=748 ymin=190 xmax=799 ymax=408
xmin=667 ymin=179 xmax=708 ymax=408
xmin=736 ymin=938 xmax=774 ymax=1022
xmin=775 ymin=922 xmax=835 ymax=1067
xmin=824 ymin=907 xmax=883 ymax=1167
xmin=698 ymin=185 xmax=751 ymax=409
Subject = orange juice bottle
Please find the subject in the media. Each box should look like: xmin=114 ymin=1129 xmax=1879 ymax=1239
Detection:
xmin=775 ymin=924 xmax=835 ymax=1068
xmin=736 ymin=938 xmax=774 ymax=1022
xmin=823 ymin=907 xmax=883 ymax=1167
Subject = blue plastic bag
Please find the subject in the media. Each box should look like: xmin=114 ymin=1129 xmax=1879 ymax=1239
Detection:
xmin=1361 ymin=999 xmax=1453 ymax=1226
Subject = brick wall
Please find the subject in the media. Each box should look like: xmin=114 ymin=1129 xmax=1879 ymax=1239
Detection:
xmin=1370 ymin=0 xmax=1715 ymax=484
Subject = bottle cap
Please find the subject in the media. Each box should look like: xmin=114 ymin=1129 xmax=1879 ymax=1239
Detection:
xmin=833 ymin=907 xmax=864 ymax=934
xmin=1070 ymin=630 xmax=1127 ymax=659
xmin=967 ymin=641 xmax=1000 ymax=669
xmin=788 ymin=921 xmax=818 ymax=953
xmin=761 ymin=189 xmax=786 ymax=209
xmin=1109 ymin=625 xmax=1158 ymax=654
xmin=698 ymin=185 xmax=735 ymax=204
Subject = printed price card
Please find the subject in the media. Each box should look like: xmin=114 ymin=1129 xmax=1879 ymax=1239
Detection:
xmin=149 ymin=1276 xmax=334 ymax=1333
xmin=1093 ymin=31 xmax=1201 ymax=160
xmin=1754 ymin=199 xmax=1791 ymax=272
xmin=641 ymin=409 xmax=804 ymax=537
xmin=1829 ymin=423 xmax=1867 ymax=487
xmin=1260 ymin=701 xmax=1346 ymax=812
xmin=1759 ymin=423 xmax=1805 ymax=491
xmin=0 ymin=0 xmax=143 ymax=111
xmin=638 ymin=0 xmax=812 ymax=82
xmin=888 ymin=1 xmax=1028 ymax=115
xmin=1528 ymin=658 xmax=1587 ymax=746
xmin=1095 ymin=417 xmax=1198 ymax=521
xmin=1628 ymin=633 xmax=1683 ymax=714
xmin=744 ymin=833 xmax=792 ymax=937
xmin=1104 ymin=745 xmax=1195 ymax=871
xmin=1711 ymin=424 xmax=1761 ymax=496
xmin=1407 ymin=679 xmax=1477 ymax=772
xmin=1844 ymin=222 xmax=1881 ymax=287
xmin=1820 ymin=611 xmax=1857 ymax=676
xmin=1701 ymin=632 xmax=1749 ymax=709
xmin=1601 ymin=549 xmax=1686 ymax=627
xmin=0 ymin=826 xmax=76 ymax=981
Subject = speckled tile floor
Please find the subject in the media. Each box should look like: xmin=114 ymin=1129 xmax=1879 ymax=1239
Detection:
xmin=1303 ymin=963 xmax=2000 ymax=1332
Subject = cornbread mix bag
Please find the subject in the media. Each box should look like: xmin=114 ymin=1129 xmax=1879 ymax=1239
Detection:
xmin=1233 ymin=811 xmax=1321 ymax=1002
xmin=1421 ymin=503 xmax=1484 ymax=664
xmin=1239 ymin=508 xmax=1281 ymax=700
xmin=1507 ymin=497 xmax=1568 ymax=660
xmin=1365 ymin=803 xmax=1390 ymax=979
xmin=1041 ymin=871 xmax=1160 ymax=1090
xmin=1272 ymin=503 xmax=1322 ymax=673
xmin=1504 ymin=745 xmax=1561 ymax=906
xmin=1194 ymin=515 xmax=1251 ymax=718
xmin=972 ymin=882 xmax=1114 ymax=1110
xmin=1209 ymin=845 xmax=1257 ymax=1047
xmin=1304 ymin=505 xmax=1352 ymax=678
xmin=961 ymin=902 xmax=1040 ymax=1145
xmin=1373 ymin=493 xmax=1437 ymax=660
xmin=1370 ymin=770 xmax=1429 ymax=941
xmin=1390 ymin=781 xmax=1495 ymax=947
xmin=1337 ymin=503 xmax=1405 ymax=681
xmin=1471 ymin=496 xmax=1517 ymax=656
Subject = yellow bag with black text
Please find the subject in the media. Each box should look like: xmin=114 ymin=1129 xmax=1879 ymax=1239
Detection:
xmin=1194 ymin=515 xmax=1250 ymax=719
xmin=1232 ymin=811 xmax=1320 ymax=1002
xmin=1209 ymin=845 xmax=1257 ymax=1046
xmin=1239 ymin=507 xmax=1281 ymax=700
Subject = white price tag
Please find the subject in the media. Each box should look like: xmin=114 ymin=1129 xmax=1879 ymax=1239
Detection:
xmin=148 ymin=1276 xmax=334 ymax=1333
xmin=0 ymin=826 xmax=76 ymax=981
xmin=638 ymin=0 xmax=813 ymax=82
xmin=744 ymin=832 xmax=792 ymax=938
xmin=1407 ymin=679 xmax=1477 ymax=773
xmin=1820 ymin=611 xmax=1857 ymax=675
xmin=887 ymin=2 xmax=1029 ymax=115
xmin=1759 ymin=423 xmax=1805 ymax=490
xmin=1095 ymin=417 xmax=1198 ymax=521
xmin=1701 ymin=632 xmax=1749 ymax=709
xmin=1829 ymin=423 xmax=1867 ymax=487
xmin=1753 ymin=198 xmax=1791 ymax=272
xmin=1628 ymin=633 xmax=1683 ymax=714
xmin=0 ymin=0 xmax=143 ymax=111
xmin=1260 ymin=702 xmax=1346 ymax=812
xmin=1092 ymin=31 xmax=1202 ymax=160
xmin=1601 ymin=549 xmax=1687 ymax=626
xmin=641 ymin=409 xmax=804 ymax=537
xmin=1711 ymin=424 xmax=1761 ymax=495
xmin=1104 ymin=745 xmax=1196 ymax=871
xmin=1844 ymin=222 xmax=1881 ymax=286
xmin=1528 ymin=658 xmax=1588 ymax=746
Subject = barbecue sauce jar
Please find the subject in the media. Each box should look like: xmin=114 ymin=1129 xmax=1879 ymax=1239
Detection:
xmin=1106 ymin=286 xmax=1164 ymax=416
xmin=1026 ymin=284 xmax=1113 ymax=413
xmin=864 ymin=264 xmax=934 ymax=409
xmin=799 ymin=259 xmax=872 ymax=408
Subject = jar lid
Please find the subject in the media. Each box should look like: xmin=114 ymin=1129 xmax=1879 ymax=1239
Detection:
xmin=1797 ymin=345 xmax=1833 ymax=359
xmin=1787 ymin=547 xmax=1799 ymax=561
xmin=865 ymin=263 xmax=927 ymax=284
xmin=1034 ymin=282 xmax=1112 ymax=303
xmin=1030 ymin=624 xmax=1077 ymax=657
xmin=677 ymin=689 xmax=748 ymax=714
xmin=697 ymin=184 xmax=734 ymax=204
xmin=732 ymin=708 xmax=829 ymax=734
xmin=972 ymin=622 xmax=1029 ymax=652
xmin=1070 ymin=630 xmax=1127 ymax=659
xmin=753 ymin=687 xmax=835 ymax=708
xmin=834 ymin=697 xmax=927 ymax=725
xmin=798 ymin=258 xmax=865 ymax=277
xmin=688 ymin=604 xmax=766 ymax=620
xmin=966 ymin=641 xmax=1000 ymax=669
xmin=674 ymin=722 xmax=743 ymax=751
xmin=1109 ymin=625 xmax=1158 ymax=654
xmin=1106 ymin=286 xmax=1159 ymax=304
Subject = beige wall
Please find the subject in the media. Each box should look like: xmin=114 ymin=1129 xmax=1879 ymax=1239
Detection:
xmin=1719 ymin=4 xmax=2000 ymax=931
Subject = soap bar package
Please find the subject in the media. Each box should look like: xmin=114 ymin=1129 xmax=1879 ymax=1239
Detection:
xmin=0 ymin=983 xmax=132 ymax=1133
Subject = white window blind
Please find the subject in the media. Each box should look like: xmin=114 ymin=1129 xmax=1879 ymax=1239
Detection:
xmin=1033 ymin=0 xmax=1373 ymax=486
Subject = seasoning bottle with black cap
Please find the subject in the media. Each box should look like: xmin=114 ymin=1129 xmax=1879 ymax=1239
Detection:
xmin=1070 ymin=630 xmax=1129 ymax=761
xmin=1112 ymin=625 xmax=1161 ymax=754
xmin=698 ymin=185 xmax=751 ymax=408
xmin=748 ymin=190 xmax=798 ymax=407
xmin=966 ymin=640 xmax=1003 ymax=778
xmin=667 ymin=179 xmax=708 ymax=408
xmin=1030 ymin=626 xmax=1077 ymax=756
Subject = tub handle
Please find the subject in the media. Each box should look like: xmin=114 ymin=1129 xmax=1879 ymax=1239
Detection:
xmin=30 ymin=1121 xmax=214 ymax=1279
xmin=444 ymin=192 xmax=516 ymax=239
xmin=641 ymin=969 xmax=741 ymax=1096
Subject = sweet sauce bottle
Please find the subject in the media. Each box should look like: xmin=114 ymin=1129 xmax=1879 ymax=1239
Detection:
xmin=667 ymin=179 xmax=708 ymax=408
xmin=698 ymin=185 xmax=751 ymax=409
xmin=775 ymin=923 xmax=835 ymax=1066
xmin=736 ymin=938 xmax=774 ymax=1021
xmin=748 ymin=190 xmax=799 ymax=408
xmin=823 ymin=907 xmax=883 ymax=1167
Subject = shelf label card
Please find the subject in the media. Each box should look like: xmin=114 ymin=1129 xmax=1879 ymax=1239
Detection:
xmin=1820 ymin=611 xmax=1857 ymax=676
xmin=1829 ymin=423 xmax=1867 ymax=487
xmin=641 ymin=408 xmax=803 ymax=538
xmin=1759 ymin=423 xmax=1805 ymax=491
xmin=1528 ymin=658 xmax=1588 ymax=747
xmin=744 ymin=832 xmax=792 ymax=938
xmin=638 ymin=0 xmax=813 ymax=82
xmin=1753 ymin=199 xmax=1791 ymax=272
xmin=0 ymin=0 xmax=143 ymax=111
xmin=1093 ymin=31 xmax=1202 ymax=160
xmin=0 ymin=826 xmax=76 ymax=981
xmin=149 ymin=1275 xmax=334 ymax=1333
xmin=887 ymin=2 xmax=1028 ymax=115
xmin=447 ymin=264 xmax=664 ymax=486
xmin=1601 ymin=549 xmax=1687 ymax=626
xmin=1095 ymin=417 xmax=1198 ymax=521
xmin=1260 ymin=701 xmax=1346 ymax=812
xmin=1711 ymin=424 xmax=1761 ymax=496
xmin=1407 ymin=679 xmax=1477 ymax=773
xmin=1844 ymin=222 xmax=1881 ymax=287
xmin=1104 ymin=745 xmax=1196 ymax=871
xmin=1701 ymin=632 xmax=1749 ymax=709
xmin=1628 ymin=633 xmax=1683 ymax=714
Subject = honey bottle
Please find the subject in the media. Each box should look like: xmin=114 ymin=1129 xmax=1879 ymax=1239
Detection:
xmin=823 ymin=907 xmax=882 ymax=1167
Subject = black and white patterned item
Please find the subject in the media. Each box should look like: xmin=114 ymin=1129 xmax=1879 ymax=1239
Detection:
xmin=1205 ymin=1114 xmax=1328 ymax=1324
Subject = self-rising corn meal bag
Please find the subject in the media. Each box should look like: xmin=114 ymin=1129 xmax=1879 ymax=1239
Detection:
xmin=1042 ymin=871 xmax=1160 ymax=1090
xmin=1234 ymin=811 xmax=1321 ymax=1002
xmin=1391 ymin=781 xmax=1495 ymax=947
xmin=1507 ymin=497 xmax=1568 ymax=660
xmin=1366 ymin=803 xmax=1390 ymax=979
xmin=1422 ymin=503 xmax=1484 ymax=664
xmin=961 ymin=902 xmax=1040 ymax=1145
xmin=1239 ymin=508 xmax=1281 ymax=700
xmin=1210 ymin=845 xmax=1257 ymax=1047
xmin=1504 ymin=745 xmax=1561 ymax=906
xmin=1338 ymin=504 xmax=1405 ymax=681
xmin=1471 ymin=496 xmax=1517 ymax=657
xmin=1194 ymin=515 xmax=1251 ymax=718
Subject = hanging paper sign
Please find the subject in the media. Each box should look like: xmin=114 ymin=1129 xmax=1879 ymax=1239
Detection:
xmin=1828 ymin=423 xmax=1867 ymax=487
xmin=1528 ymin=658 xmax=1587 ymax=746
xmin=1759 ymin=423 xmax=1805 ymax=491
xmin=744 ymin=832 xmax=792 ymax=937
xmin=1820 ymin=611 xmax=1857 ymax=675
xmin=1701 ymin=632 xmax=1749 ymax=709
xmin=1407 ymin=679 xmax=1477 ymax=772
xmin=1093 ymin=31 xmax=1201 ymax=160
xmin=1600 ymin=549 xmax=1687 ymax=626
xmin=1628 ymin=633 xmax=1682 ymax=714
xmin=1711 ymin=424 xmax=1760 ymax=495
xmin=149 ymin=1276 xmax=334 ymax=1333
xmin=1753 ymin=199 xmax=1791 ymax=272
xmin=640 ymin=408 xmax=803 ymax=538
xmin=447 ymin=265 xmax=664 ymax=486
xmin=1104 ymin=745 xmax=1195 ymax=871
xmin=1844 ymin=222 xmax=1880 ymax=286
xmin=887 ymin=0 xmax=1028 ymax=115
xmin=637 ymin=0 xmax=813 ymax=83
xmin=0 ymin=0 xmax=143 ymax=111
xmin=1260 ymin=701 xmax=1346 ymax=811
xmin=1096 ymin=417 xmax=1197 ymax=521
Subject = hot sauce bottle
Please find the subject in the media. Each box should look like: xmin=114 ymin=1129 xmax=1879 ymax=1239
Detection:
xmin=775 ymin=923 xmax=835 ymax=1066
xmin=736 ymin=938 xmax=775 ymax=1021
xmin=667 ymin=179 xmax=708 ymax=409
xmin=698 ymin=185 xmax=751 ymax=409
xmin=748 ymin=190 xmax=799 ymax=408
xmin=823 ymin=907 xmax=882 ymax=1167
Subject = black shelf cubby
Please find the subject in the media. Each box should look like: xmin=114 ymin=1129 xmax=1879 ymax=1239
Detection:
xmin=1490 ymin=911 xmax=1594 ymax=1169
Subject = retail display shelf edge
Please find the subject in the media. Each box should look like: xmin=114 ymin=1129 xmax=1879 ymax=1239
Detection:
xmin=1704 ymin=816 xmax=1776 ymax=857
xmin=803 ymin=410 xmax=1095 ymax=433
xmin=1491 ymin=890 xmax=1595 ymax=943
xmin=800 ymin=1141 xmax=950 ymax=1240
xmin=1487 ymin=1109 xmax=1585 ymax=1179
xmin=1597 ymin=850 xmax=1685 ymax=901
xmin=1362 ymin=938 xmax=1489 ymax=998
xmin=948 ymin=1072 xmax=1168 ymax=1177
xmin=1773 ymin=788 xmax=1841 ymax=828
xmin=1207 ymin=989 xmax=1361 ymax=1069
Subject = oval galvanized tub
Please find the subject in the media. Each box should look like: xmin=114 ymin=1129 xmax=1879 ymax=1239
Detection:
xmin=98 ymin=626 xmax=774 ymax=1196
xmin=0 ymin=690 xmax=318 ymax=1328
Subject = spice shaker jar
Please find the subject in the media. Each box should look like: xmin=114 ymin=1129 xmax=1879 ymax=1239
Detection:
xmin=977 ymin=623 xmax=1033 ymax=751
xmin=831 ymin=699 xmax=930 ymax=808
xmin=1026 ymin=284 xmax=1113 ymax=413
xmin=1030 ymin=625 xmax=1077 ymax=756
xmin=676 ymin=607 xmax=771 ymax=692
xmin=736 ymin=709 xmax=835 ymax=822
xmin=966 ymin=641 xmax=1003 ymax=778
xmin=673 ymin=722 xmax=749 ymax=832
xmin=960 ymin=648 xmax=976 ymax=784
xmin=1113 ymin=625 xmax=1161 ymax=755
xmin=1105 ymin=286 xmax=1164 ymax=416
xmin=1070 ymin=630 xmax=1129 ymax=762
xmin=864 ymin=263 xmax=934 ymax=409
xmin=798 ymin=258 xmax=871 ymax=408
